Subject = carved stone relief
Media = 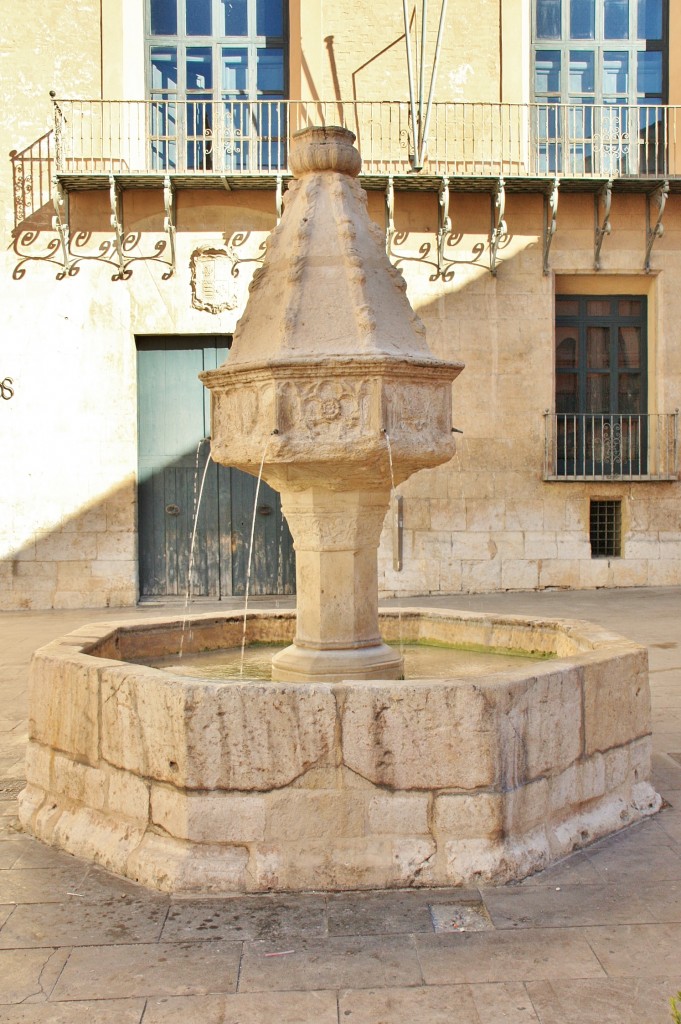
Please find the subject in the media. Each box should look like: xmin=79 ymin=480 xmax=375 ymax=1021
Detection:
xmin=190 ymin=246 xmax=238 ymax=313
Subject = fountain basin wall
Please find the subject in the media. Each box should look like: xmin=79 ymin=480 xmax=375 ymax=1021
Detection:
xmin=19 ymin=609 xmax=660 ymax=893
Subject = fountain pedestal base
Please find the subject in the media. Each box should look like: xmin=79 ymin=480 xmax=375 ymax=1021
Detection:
xmin=271 ymin=640 xmax=403 ymax=682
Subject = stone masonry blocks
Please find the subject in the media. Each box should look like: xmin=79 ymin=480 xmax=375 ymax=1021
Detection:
xmin=20 ymin=609 xmax=660 ymax=893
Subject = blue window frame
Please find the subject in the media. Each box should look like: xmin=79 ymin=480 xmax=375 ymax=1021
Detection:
xmin=533 ymin=1 xmax=668 ymax=174
xmin=146 ymin=0 xmax=287 ymax=172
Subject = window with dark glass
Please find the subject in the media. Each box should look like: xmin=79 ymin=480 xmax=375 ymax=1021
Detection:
xmin=533 ymin=0 xmax=668 ymax=174
xmin=146 ymin=0 xmax=287 ymax=172
xmin=554 ymin=295 xmax=647 ymax=475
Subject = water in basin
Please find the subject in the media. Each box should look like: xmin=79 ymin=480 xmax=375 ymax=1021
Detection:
xmin=141 ymin=642 xmax=552 ymax=681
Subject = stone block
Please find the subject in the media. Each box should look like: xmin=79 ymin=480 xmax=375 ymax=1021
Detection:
xmin=432 ymin=792 xmax=503 ymax=840
xmin=52 ymin=806 xmax=145 ymax=877
xmin=52 ymin=752 xmax=107 ymax=811
xmin=366 ymin=793 xmax=430 ymax=836
xmin=503 ymin=778 xmax=549 ymax=835
xmin=502 ymin=669 xmax=583 ymax=781
xmin=501 ymin=559 xmax=540 ymax=591
xmin=579 ymin=559 xmax=610 ymax=588
xmin=34 ymin=532 xmax=98 ymax=561
xmin=461 ymin=558 xmax=502 ymax=592
xmin=391 ymin=837 xmax=437 ymax=885
xmin=341 ymin=681 xmax=499 ymax=790
xmin=151 ymin=786 xmax=266 ymax=842
xmin=524 ymin=532 xmax=558 ymax=559
xmin=429 ymin=499 xmax=466 ymax=531
xmin=107 ymin=767 xmax=150 ymax=823
xmin=466 ymin=499 xmax=505 ymax=532
xmin=24 ymin=740 xmax=52 ymax=788
xmin=29 ymin=647 xmax=100 ymax=765
xmin=264 ymin=790 xmax=364 ymax=840
xmin=101 ymin=669 xmax=338 ymax=790
xmin=603 ymin=746 xmax=631 ymax=791
xmin=647 ymin=559 xmax=681 ymax=586
xmin=402 ymin=498 xmax=431 ymax=530
xmin=96 ymin=531 xmax=136 ymax=561
xmin=538 ymin=560 xmax=582 ymax=589
xmin=583 ymin=649 xmax=651 ymax=755
xmin=128 ymin=833 xmax=250 ymax=894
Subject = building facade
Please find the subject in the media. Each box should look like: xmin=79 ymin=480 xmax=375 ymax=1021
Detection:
xmin=2 ymin=0 xmax=680 ymax=610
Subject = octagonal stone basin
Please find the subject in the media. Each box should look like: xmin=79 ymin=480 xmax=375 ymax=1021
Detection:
xmin=19 ymin=608 xmax=660 ymax=894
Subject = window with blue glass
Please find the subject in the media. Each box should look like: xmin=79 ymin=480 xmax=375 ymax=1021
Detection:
xmin=533 ymin=0 xmax=667 ymax=175
xmin=147 ymin=0 xmax=287 ymax=172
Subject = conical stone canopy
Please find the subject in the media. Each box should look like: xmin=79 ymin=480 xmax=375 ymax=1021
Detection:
xmin=227 ymin=126 xmax=434 ymax=367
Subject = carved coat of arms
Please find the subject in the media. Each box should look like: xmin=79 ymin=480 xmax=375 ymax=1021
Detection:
xmin=190 ymin=246 xmax=238 ymax=314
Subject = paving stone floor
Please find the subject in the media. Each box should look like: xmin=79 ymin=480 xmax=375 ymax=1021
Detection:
xmin=1 ymin=588 xmax=680 ymax=1023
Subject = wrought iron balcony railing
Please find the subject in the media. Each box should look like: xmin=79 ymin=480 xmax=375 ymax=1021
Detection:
xmin=544 ymin=412 xmax=679 ymax=481
xmin=48 ymin=97 xmax=681 ymax=180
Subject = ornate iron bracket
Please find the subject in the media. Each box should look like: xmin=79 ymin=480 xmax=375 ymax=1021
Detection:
xmin=490 ymin=176 xmax=506 ymax=275
xmin=437 ymin=176 xmax=452 ymax=274
xmin=385 ymin=175 xmax=395 ymax=254
xmin=109 ymin=175 xmax=129 ymax=278
xmin=163 ymin=175 xmax=176 ymax=277
xmin=594 ymin=179 xmax=613 ymax=270
xmin=51 ymin=177 xmax=73 ymax=274
xmin=645 ymin=180 xmax=669 ymax=273
xmin=543 ymin=178 xmax=559 ymax=275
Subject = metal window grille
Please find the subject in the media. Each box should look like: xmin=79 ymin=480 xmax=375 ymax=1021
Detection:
xmin=590 ymin=500 xmax=622 ymax=558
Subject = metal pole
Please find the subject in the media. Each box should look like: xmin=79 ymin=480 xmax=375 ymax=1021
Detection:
xmin=418 ymin=0 xmax=428 ymax=155
xmin=419 ymin=0 xmax=448 ymax=166
xmin=402 ymin=0 xmax=420 ymax=168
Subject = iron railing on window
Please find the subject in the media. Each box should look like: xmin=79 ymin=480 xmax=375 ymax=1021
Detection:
xmin=544 ymin=412 xmax=679 ymax=481
xmin=50 ymin=97 xmax=681 ymax=179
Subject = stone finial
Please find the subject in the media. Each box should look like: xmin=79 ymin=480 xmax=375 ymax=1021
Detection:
xmin=289 ymin=126 xmax=362 ymax=178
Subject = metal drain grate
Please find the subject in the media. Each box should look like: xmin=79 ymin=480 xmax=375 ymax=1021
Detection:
xmin=429 ymin=901 xmax=494 ymax=933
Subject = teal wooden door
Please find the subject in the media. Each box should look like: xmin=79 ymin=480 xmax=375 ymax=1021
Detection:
xmin=137 ymin=337 xmax=295 ymax=598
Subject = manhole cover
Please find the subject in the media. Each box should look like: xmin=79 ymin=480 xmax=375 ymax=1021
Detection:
xmin=429 ymin=901 xmax=494 ymax=933
xmin=0 ymin=779 xmax=26 ymax=798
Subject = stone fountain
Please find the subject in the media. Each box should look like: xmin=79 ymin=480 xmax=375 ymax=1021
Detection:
xmin=200 ymin=125 xmax=463 ymax=682
xmin=18 ymin=128 xmax=660 ymax=893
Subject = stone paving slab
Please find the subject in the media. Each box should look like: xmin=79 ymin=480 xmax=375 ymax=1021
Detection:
xmin=481 ymin=882 xmax=656 ymax=929
xmin=337 ymin=983 xmax=540 ymax=1023
xmin=50 ymin=940 xmax=242 ymax=1000
xmin=525 ymin=979 xmax=681 ymax=1024
xmin=0 ymin=898 xmax=168 ymax=948
xmin=0 ymin=946 xmax=71 ymax=1003
xmin=415 ymin=927 xmax=607 ymax=984
xmin=0 ymin=999 xmax=147 ymax=1023
xmin=238 ymin=935 xmax=424 ymax=991
xmin=143 ymin=990 xmax=339 ymax=1023
xmin=326 ymin=888 xmax=481 ymax=936
xmin=160 ymin=894 xmax=327 ymax=943
xmin=582 ymin=922 xmax=681 ymax=977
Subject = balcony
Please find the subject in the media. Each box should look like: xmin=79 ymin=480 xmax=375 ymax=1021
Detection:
xmin=42 ymin=97 xmax=681 ymax=184
xmin=544 ymin=412 xmax=679 ymax=482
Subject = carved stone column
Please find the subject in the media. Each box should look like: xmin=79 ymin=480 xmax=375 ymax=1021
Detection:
xmin=271 ymin=488 xmax=401 ymax=681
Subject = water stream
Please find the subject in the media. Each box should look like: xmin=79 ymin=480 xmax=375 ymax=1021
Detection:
xmin=239 ymin=440 xmax=270 ymax=676
xmin=179 ymin=438 xmax=212 ymax=659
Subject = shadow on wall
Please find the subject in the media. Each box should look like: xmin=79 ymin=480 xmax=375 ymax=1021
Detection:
xmin=1 ymin=448 xmax=296 ymax=612
xmin=1 ymin=476 xmax=139 ymax=612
